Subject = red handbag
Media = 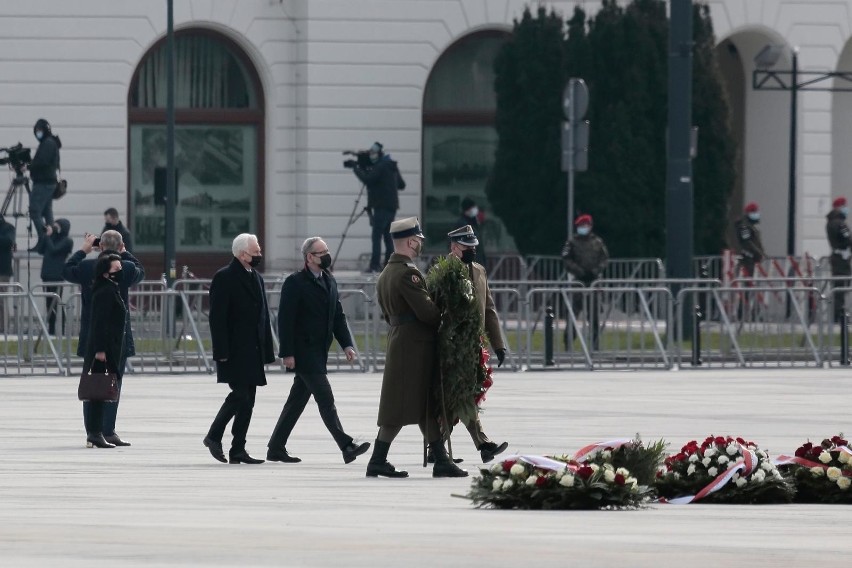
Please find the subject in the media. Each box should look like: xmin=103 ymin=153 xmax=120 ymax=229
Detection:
xmin=77 ymin=360 xmax=119 ymax=402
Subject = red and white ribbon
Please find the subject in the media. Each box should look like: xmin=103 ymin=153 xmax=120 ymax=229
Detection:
xmin=663 ymin=448 xmax=758 ymax=504
xmin=501 ymin=454 xmax=574 ymax=473
xmin=572 ymin=438 xmax=633 ymax=462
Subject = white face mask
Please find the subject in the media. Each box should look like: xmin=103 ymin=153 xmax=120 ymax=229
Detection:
xmin=841 ymin=206 xmax=849 ymax=217
xmin=577 ymin=226 xmax=591 ymax=236
xmin=35 ymin=131 xmax=44 ymax=141
xmin=466 ymin=206 xmax=479 ymax=218
xmin=747 ymin=212 xmax=760 ymax=222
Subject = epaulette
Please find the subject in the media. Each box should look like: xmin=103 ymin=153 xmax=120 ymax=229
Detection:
xmin=405 ymin=262 xmax=418 ymax=269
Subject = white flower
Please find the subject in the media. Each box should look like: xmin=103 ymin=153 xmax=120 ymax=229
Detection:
xmin=601 ymin=450 xmax=612 ymax=460
xmin=717 ymin=455 xmax=729 ymax=466
xmin=760 ymin=460 xmax=774 ymax=471
xmin=732 ymin=472 xmax=739 ymax=480
xmin=702 ymin=457 xmax=712 ymax=468
xmin=819 ymin=452 xmax=833 ymax=464
xmin=707 ymin=467 xmax=718 ymax=477
xmin=559 ymin=474 xmax=575 ymax=487
xmin=554 ymin=469 xmax=564 ymax=480
xmin=757 ymin=450 xmax=768 ymax=459
xmin=838 ymin=476 xmax=851 ymax=490
xmin=627 ymin=476 xmax=638 ymax=488
xmin=603 ymin=463 xmax=614 ymax=471
xmin=752 ymin=470 xmax=766 ymax=482
xmin=810 ymin=467 xmax=825 ymax=477
xmin=604 ymin=470 xmax=616 ymax=483
xmin=827 ymin=467 xmax=842 ymax=481
xmin=589 ymin=464 xmax=600 ymax=473
xmin=839 ymin=451 xmax=851 ymax=464
xmin=687 ymin=464 xmax=696 ymax=475
xmin=735 ymin=477 xmax=747 ymax=488
xmin=672 ymin=472 xmax=681 ymax=480
xmin=726 ymin=444 xmax=738 ymax=456
xmin=502 ymin=479 xmax=514 ymax=491
xmin=688 ymin=454 xmax=699 ymax=463
xmin=526 ymin=475 xmax=538 ymax=486
xmin=616 ymin=467 xmax=630 ymax=477
xmin=492 ymin=479 xmax=503 ymax=491
xmin=510 ymin=464 xmax=526 ymax=477
xmin=490 ymin=463 xmax=503 ymax=474
xmin=704 ymin=448 xmax=717 ymax=458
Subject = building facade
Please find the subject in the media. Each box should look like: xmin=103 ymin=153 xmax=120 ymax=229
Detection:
xmin=0 ymin=0 xmax=846 ymax=276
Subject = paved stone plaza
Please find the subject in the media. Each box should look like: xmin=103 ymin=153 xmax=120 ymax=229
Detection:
xmin=2 ymin=367 xmax=851 ymax=566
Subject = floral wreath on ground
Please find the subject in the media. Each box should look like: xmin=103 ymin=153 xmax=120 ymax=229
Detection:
xmin=462 ymin=437 xmax=663 ymax=510
xmin=656 ymin=435 xmax=794 ymax=504
xmin=775 ymin=435 xmax=852 ymax=504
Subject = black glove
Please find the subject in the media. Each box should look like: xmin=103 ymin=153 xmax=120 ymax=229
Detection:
xmin=495 ymin=348 xmax=506 ymax=368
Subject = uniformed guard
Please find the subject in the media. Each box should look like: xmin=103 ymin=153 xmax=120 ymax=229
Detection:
xmin=826 ymin=196 xmax=852 ymax=321
xmin=735 ymin=202 xmax=766 ymax=278
xmin=433 ymin=224 xmax=508 ymax=463
xmin=365 ymin=217 xmax=468 ymax=479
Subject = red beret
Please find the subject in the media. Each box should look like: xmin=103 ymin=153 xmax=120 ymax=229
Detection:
xmin=574 ymin=214 xmax=593 ymax=226
xmin=744 ymin=202 xmax=759 ymax=214
xmin=834 ymin=197 xmax=847 ymax=208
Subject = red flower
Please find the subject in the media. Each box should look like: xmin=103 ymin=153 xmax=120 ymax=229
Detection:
xmin=502 ymin=460 xmax=516 ymax=472
xmin=831 ymin=435 xmax=849 ymax=447
xmin=715 ymin=436 xmax=726 ymax=446
xmin=614 ymin=473 xmax=626 ymax=486
xmin=535 ymin=476 xmax=548 ymax=487
xmin=577 ymin=465 xmax=594 ymax=480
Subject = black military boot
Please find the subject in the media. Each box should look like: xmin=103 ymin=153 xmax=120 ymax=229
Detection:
xmin=366 ymin=439 xmax=408 ymax=478
xmin=430 ymin=441 xmax=468 ymax=478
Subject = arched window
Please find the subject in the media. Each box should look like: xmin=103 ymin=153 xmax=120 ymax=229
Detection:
xmin=128 ymin=30 xmax=264 ymax=265
xmin=422 ymin=30 xmax=515 ymax=253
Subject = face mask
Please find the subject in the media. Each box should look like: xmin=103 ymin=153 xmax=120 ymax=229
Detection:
xmin=461 ymin=248 xmax=476 ymax=264
xmin=466 ymin=207 xmax=479 ymax=218
xmin=108 ymin=270 xmax=122 ymax=283
xmin=747 ymin=212 xmax=760 ymax=222
xmin=409 ymin=239 xmax=422 ymax=258
xmin=841 ymin=207 xmax=849 ymax=217
xmin=249 ymin=255 xmax=262 ymax=268
xmin=577 ymin=226 xmax=591 ymax=236
xmin=35 ymin=130 xmax=44 ymax=141
xmin=369 ymin=152 xmax=379 ymax=163
xmin=318 ymin=253 xmax=332 ymax=270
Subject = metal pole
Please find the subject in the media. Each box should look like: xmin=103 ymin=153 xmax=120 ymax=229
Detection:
xmin=566 ymin=84 xmax=575 ymax=237
xmin=544 ymin=306 xmax=555 ymax=366
xmin=786 ymin=48 xmax=798 ymax=256
xmin=165 ymin=0 xmax=176 ymax=287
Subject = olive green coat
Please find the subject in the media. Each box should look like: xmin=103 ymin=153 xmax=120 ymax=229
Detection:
xmin=376 ymin=253 xmax=441 ymax=426
xmin=470 ymin=261 xmax=505 ymax=351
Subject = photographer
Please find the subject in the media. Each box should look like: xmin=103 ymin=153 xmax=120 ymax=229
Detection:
xmin=27 ymin=119 xmax=62 ymax=251
xmin=345 ymin=142 xmax=405 ymax=273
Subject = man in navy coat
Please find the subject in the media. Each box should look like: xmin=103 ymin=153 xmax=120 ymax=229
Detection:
xmin=266 ymin=236 xmax=370 ymax=464
xmin=204 ymin=233 xmax=275 ymax=464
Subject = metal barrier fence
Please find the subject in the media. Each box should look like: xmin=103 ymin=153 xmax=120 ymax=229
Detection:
xmin=5 ymin=273 xmax=852 ymax=376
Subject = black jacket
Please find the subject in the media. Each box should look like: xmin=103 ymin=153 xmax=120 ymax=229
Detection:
xmin=84 ymin=279 xmax=127 ymax=379
xmin=0 ymin=220 xmax=15 ymax=277
xmin=100 ymin=221 xmax=134 ymax=253
xmin=209 ymin=258 xmax=275 ymax=386
xmin=826 ymin=210 xmax=852 ymax=276
xmin=63 ymin=249 xmax=145 ymax=357
xmin=39 ymin=219 xmax=73 ymax=282
xmin=278 ymin=266 xmax=353 ymax=374
xmin=353 ymin=155 xmax=401 ymax=211
xmin=29 ymin=135 xmax=61 ymax=184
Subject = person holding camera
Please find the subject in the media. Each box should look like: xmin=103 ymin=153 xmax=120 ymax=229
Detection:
xmin=27 ymin=119 xmax=62 ymax=251
xmin=38 ymin=218 xmax=73 ymax=336
xmin=345 ymin=142 xmax=405 ymax=273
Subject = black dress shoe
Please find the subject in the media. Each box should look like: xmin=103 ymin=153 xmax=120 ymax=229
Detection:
xmin=426 ymin=448 xmax=463 ymax=464
xmin=366 ymin=460 xmax=409 ymax=478
xmin=342 ymin=441 xmax=371 ymax=464
xmin=229 ymin=451 xmax=264 ymax=465
xmin=479 ymin=441 xmax=508 ymax=463
xmin=104 ymin=434 xmax=131 ymax=447
xmin=203 ymin=436 xmax=227 ymax=463
xmin=86 ymin=432 xmax=115 ymax=449
xmin=267 ymin=447 xmax=301 ymax=463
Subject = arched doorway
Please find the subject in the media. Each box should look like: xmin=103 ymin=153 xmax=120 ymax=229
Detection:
xmin=421 ymin=30 xmax=515 ymax=254
xmin=127 ymin=30 xmax=264 ymax=276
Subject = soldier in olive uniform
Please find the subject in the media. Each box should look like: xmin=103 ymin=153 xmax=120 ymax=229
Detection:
xmin=735 ymin=202 xmax=766 ymax=279
xmin=365 ymin=217 xmax=468 ymax=479
xmin=435 ymin=225 xmax=509 ymax=463
xmin=561 ymin=214 xmax=609 ymax=349
xmin=826 ymin=196 xmax=852 ymax=321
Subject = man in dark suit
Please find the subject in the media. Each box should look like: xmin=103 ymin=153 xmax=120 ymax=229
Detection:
xmin=63 ymin=230 xmax=144 ymax=447
xmin=267 ymin=237 xmax=370 ymax=464
xmin=204 ymin=233 xmax=275 ymax=465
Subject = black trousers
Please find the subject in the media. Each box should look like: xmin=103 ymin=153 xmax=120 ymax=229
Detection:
xmin=207 ymin=383 xmax=257 ymax=453
xmin=268 ymin=373 xmax=353 ymax=450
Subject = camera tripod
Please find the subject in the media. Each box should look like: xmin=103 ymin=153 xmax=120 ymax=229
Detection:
xmin=2 ymin=172 xmax=30 ymax=219
xmin=331 ymin=183 xmax=370 ymax=270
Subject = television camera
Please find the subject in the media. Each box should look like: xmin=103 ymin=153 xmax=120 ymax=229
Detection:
xmin=0 ymin=143 xmax=32 ymax=176
xmin=342 ymin=149 xmax=373 ymax=170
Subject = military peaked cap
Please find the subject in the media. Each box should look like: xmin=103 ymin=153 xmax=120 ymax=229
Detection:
xmin=447 ymin=224 xmax=479 ymax=247
xmin=389 ymin=217 xmax=424 ymax=239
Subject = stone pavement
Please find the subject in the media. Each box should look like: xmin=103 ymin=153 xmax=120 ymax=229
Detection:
xmin=2 ymin=367 xmax=851 ymax=567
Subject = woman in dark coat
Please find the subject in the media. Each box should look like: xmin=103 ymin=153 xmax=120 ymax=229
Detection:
xmin=82 ymin=254 xmax=127 ymax=449
xmin=38 ymin=218 xmax=73 ymax=335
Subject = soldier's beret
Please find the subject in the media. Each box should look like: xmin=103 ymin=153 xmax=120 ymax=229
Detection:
xmin=447 ymin=225 xmax=479 ymax=247
xmin=390 ymin=217 xmax=424 ymax=239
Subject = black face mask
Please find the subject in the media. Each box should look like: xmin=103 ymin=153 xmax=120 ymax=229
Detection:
xmin=318 ymin=253 xmax=332 ymax=270
xmin=108 ymin=271 xmax=122 ymax=283
xmin=249 ymin=255 xmax=262 ymax=268
xmin=461 ymin=248 xmax=476 ymax=264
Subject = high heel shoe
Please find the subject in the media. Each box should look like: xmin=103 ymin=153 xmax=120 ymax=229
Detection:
xmin=86 ymin=432 xmax=116 ymax=449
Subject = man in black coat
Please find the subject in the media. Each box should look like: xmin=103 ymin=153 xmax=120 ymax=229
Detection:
xmin=101 ymin=207 xmax=134 ymax=253
xmin=63 ymin=230 xmax=144 ymax=446
xmin=204 ymin=233 xmax=275 ymax=465
xmin=27 ymin=118 xmax=61 ymax=249
xmin=39 ymin=218 xmax=73 ymax=335
xmin=266 ymin=237 xmax=370 ymax=464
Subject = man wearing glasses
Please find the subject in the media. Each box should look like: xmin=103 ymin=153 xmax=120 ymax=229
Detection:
xmin=266 ymin=236 xmax=370 ymax=464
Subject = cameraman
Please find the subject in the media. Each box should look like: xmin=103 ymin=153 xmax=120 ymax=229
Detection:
xmin=346 ymin=142 xmax=404 ymax=273
xmin=27 ymin=118 xmax=62 ymax=251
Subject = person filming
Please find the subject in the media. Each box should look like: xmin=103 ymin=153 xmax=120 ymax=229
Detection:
xmin=27 ymin=118 xmax=62 ymax=251
xmin=345 ymin=142 xmax=405 ymax=273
